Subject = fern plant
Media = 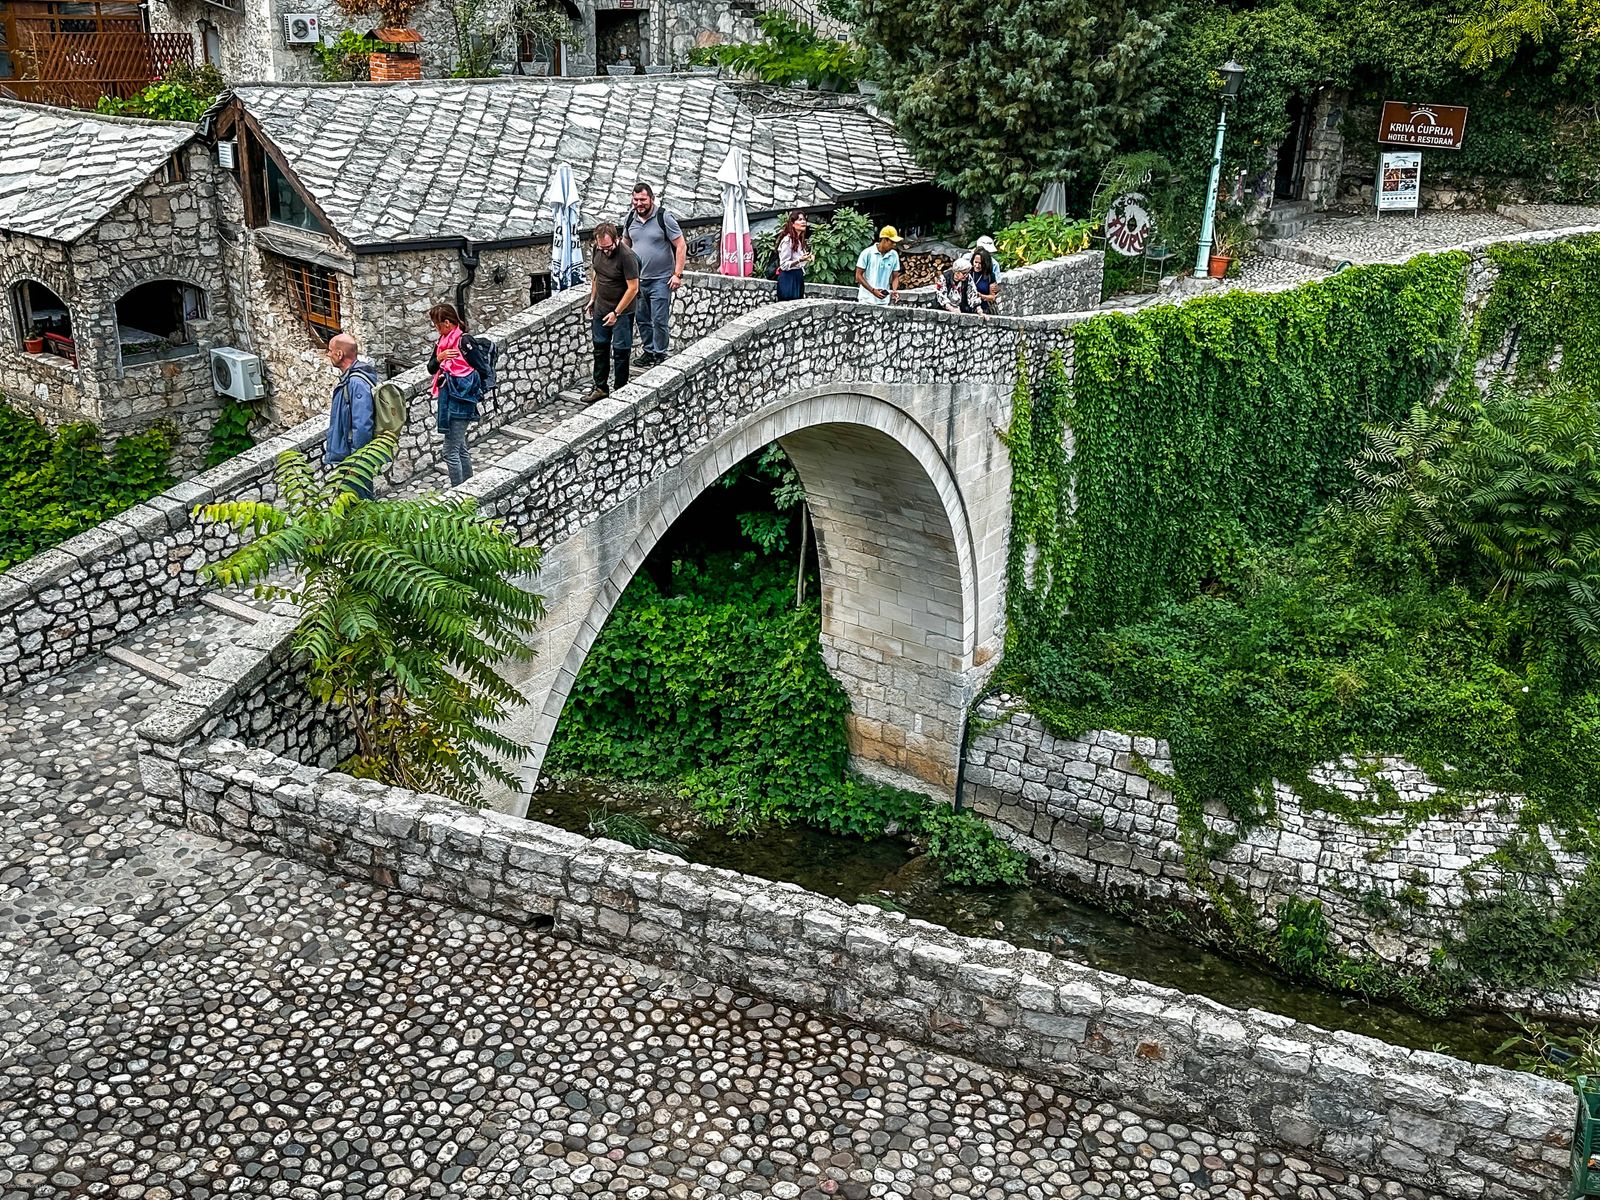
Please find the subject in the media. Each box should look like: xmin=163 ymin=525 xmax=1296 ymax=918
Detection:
xmin=196 ymin=438 xmax=547 ymax=805
xmin=1353 ymin=380 xmax=1600 ymax=663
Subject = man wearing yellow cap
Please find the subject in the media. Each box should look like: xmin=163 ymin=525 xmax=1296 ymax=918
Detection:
xmin=855 ymin=225 xmax=903 ymax=306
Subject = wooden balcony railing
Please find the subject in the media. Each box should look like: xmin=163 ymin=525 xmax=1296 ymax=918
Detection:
xmin=7 ymin=24 xmax=193 ymax=108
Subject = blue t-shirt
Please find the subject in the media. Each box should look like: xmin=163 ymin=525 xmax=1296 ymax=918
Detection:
xmin=624 ymin=204 xmax=686 ymax=280
xmin=856 ymin=246 xmax=901 ymax=304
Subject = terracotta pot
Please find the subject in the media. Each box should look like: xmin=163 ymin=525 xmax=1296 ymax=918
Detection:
xmin=23 ymin=336 xmax=44 ymax=353
xmin=1207 ymin=253 xmax=1232 ymax=278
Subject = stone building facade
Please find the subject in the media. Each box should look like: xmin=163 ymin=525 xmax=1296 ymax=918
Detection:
xmin=147 ymin=0 xmax=773 ymax=83
xmin=205 ymin=75 xmax=935 ymax=425
xmin=0 ymin=103 xmax=243 ymax=465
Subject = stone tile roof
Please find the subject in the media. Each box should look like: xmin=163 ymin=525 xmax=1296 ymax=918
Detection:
xmin=0 ymin=100 xmax=195 ymax=243
xmin=230 ymin=77 xmax=930 ymax=248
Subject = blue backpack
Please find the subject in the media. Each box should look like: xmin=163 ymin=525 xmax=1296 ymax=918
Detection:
xmin=463 ymin=334 xmax=499 ymax=395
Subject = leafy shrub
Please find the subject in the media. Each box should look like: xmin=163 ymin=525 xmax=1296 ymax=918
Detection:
xmin=95 ymin=62 xmax=224 ymax=122
xmin=1275 ymin=896 xmax=1332 ymax=976
xmin=0 ymin=403 xmax=174 ymax=570
xmin=198 ymin=439 xmax=546 ymax=806
xmin=547 ymin=545 xmax=1029 ymax=886
xmin=1354 ymin=380 xmax=1600 ymax=664
xmin=315 ymin=30 xmax=383 ymax=81
xmin=993 ymin=212 xmax=1095 ymax=269
xmin=916 ymin=807 xmax=1028 ymax=886
xmin=205 ymin=398 xmax=255 ymax=468
xmin=754 ymin=207 xmax=875 ymax=288
xmin=689 ymin=12 xmax=867 ymax=87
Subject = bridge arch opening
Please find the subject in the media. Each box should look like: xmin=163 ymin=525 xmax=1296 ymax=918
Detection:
xmin=514 ymin=391 xmax=982 ymax=812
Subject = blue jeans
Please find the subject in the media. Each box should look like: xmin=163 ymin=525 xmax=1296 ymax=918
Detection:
xmin=591 ymin=310 xmax=634 ymax=390
xmin=442 ymin=417 xmax=472 ymax=486
xmin=635 ymin=275 xmax=673 ymax=356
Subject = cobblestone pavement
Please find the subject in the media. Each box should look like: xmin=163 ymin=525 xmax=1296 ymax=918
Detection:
xmin=0 ymin=615 xmax=1424 ymax=1198
xmin=1272 ymin=210 xmax=1527 ymax=263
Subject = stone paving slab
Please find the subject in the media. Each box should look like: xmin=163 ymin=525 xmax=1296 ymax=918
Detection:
xmin=0 ymin=613 xmax=1427 ymax=1199
xmin=1273 ymin=210 xmax=1526 ymax=264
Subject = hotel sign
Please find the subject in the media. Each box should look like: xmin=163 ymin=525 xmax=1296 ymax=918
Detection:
xmin=1379 ymin=101 xmax=1469 ymax=150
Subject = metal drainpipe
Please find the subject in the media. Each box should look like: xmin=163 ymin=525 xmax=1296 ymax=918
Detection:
xmin=456 ymin=241 xmax=480 ymax=323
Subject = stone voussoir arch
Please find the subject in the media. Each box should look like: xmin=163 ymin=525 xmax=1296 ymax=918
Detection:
xmin=502 ymin=382 xmax=999 ymax=814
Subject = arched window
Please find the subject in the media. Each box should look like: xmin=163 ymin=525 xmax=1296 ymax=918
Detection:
xmin=13 ymin=280 xmax=74 ymax=363
xmin=115 ymin=280 xmax=207 ymax=364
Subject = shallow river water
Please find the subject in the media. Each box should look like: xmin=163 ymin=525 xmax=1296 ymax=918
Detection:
xmin=534 ymin=777 xmax=1549 ymax=1069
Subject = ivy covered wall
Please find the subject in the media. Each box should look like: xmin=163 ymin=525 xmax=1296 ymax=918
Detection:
xmin=1006 ymin=251 xmax=1471 ymax=644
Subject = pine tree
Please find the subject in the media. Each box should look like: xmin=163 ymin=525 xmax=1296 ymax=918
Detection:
xmin=854 ymin=0 xmax=1171 ymax=218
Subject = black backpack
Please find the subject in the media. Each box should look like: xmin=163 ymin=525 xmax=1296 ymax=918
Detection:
xmin=623 ymin=205 xmax=671 ymax=245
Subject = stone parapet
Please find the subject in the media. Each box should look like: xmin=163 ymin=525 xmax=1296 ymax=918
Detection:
xmin=135 ymin=723 xmax=1576 ymax=1200
xmin=965 ymin=698 xmax=1600 ymax=1022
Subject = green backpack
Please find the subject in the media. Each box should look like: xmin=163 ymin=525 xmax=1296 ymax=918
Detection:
xmin=374 ymin=381 xmax=407 ymax=439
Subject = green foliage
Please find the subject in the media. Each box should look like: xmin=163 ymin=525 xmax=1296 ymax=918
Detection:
xmin=1009 ymin=253 xmax=1470 ymax=642
xmin=755 ymin=207 xmax=875 ymax=288
xmin=993 ymin=213 xmax=1095 ymax=269
xmin=689 ymin=12 xmax=866 ymax=87
xmin=1452 ymin=0 xmax=1599 ymax=68
xmin=1496 ymin=1014 xmax=1600 ymax=1085
xmin=1354 ymin=380 xmax=1600 ymax=664
xmin=0 ymin=403 xmax=173 ymax=570
xmin=587 ymin=809 xmax=686 ymax=856
xmin=548 ymin=548 xmax=1028 ymax=887
xmin=1476 ymin=234 xmax=1600 ymax=395
xmin=1449 ymin=844 xmax=1600 ymax=988
xmin=1274 ymin=896 xmax=1332 ymax=976
xmin=917 ymin=807 xmax=1028 ymax=886
xmin=204 ymin=399 xmax=255 ymax=468
xmin=95 ymin=63 xmax=224 ymax=122
xmin=315 ymin=30 xmax=382 ymax=81
xmin=451 ymin=0 xmax=504 ymax=77
xmin=851 ymin=0 xmax=1170 ymax=218
xmin=197 ymin=439 xmax=546 ymax=806
xmin=994 ymin=229 xmax=1600 ymax=998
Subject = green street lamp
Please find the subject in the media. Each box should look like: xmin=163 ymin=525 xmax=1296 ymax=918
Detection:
xmin=1193 ymin=58 xmax=1247 ymax=278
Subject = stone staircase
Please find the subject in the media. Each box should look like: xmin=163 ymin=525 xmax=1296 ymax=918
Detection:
xmin=1263 ymin=199 xmax=1318 ymax=240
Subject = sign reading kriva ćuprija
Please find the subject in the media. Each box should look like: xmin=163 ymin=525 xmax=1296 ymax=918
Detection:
xmin=1379 ymin=101 xmax=1469 ymax=150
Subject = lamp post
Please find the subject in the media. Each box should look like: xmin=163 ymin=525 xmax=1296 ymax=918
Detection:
xmin=1193 ymin=58 xmax=1247 ymax=278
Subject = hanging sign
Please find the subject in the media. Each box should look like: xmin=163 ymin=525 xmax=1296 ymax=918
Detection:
xmin=1379 ymin=101 xmax=1469 ymax=150
xmin=1103 ymin=193 xmax=1154 ymax=257
xmin=1377 ymin=150 xmax=1422 ymax=212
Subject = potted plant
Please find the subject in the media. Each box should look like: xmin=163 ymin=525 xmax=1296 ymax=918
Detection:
xmin=1208 ymin=212 xmax=1253 ymax=278
xmin=23 ymin=325 xmax=44 ymax=354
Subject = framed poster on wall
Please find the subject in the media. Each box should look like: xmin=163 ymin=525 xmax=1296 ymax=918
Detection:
xmin=1377 ymin=150 xmax=1422 ymax=212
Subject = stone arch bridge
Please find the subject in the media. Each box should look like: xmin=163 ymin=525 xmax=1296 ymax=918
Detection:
xmin=0 ymin=258 xmax=1104 ymax=810
xmin=464 ymin=291 xmax=1083 ymax=812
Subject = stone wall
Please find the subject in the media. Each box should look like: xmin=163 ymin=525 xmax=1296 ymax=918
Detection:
xmin=0 ymin=284 xmax=595 ymax=693
xmin=964 ymin=699 xmax=1600 ymax=1022
xmin=0 ymin=140 xmax=240 ymax=466
xmin=134 ymin=711 xmax=1577 ymax=1200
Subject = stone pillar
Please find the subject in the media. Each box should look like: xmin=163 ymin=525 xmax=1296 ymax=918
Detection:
xmin=781 ymin=423 xmax=972 ymax=798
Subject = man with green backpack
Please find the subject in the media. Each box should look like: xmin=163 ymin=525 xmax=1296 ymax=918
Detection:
xmin=325 ymin=332 xmax=381 ymax=498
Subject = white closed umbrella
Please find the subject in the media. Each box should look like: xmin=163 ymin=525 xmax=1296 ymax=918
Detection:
xmin=717 ymin=146 xmax=752 ymax=278
xmin=546 ymin=162 xmax=584 ymax=291
xmin=1036 ymin=180 xmax=1069 ymax=215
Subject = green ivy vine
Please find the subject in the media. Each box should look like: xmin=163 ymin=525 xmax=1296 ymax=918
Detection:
xmin=1007 ymin=252 xmax=1471 ymax=644
xmin=994 ymin=243 xmax=1600 ymax=1004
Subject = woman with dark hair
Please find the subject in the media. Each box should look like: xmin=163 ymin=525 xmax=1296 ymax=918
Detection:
xmin=426 ymin=301 xmax=485 ymax=486
xmin=969 ymin=247 xmax=1001 ymax=315
xmin=774 ymin=211 xmax=814 ymax=301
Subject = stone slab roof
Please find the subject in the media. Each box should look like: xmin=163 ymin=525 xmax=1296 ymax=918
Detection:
xmin=0 ymin=100 xmax=195 ymax=243
xmin=229 ymin=77 xmax=930 ymax=248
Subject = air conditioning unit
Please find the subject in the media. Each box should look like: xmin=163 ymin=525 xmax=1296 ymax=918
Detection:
xmin=283 ymin=13 xmax=320 ymax=44
xmin=216 ymin=139 xmax=237 ymax=169
xmin=211 ymin=348 xmax=266 ymax=401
